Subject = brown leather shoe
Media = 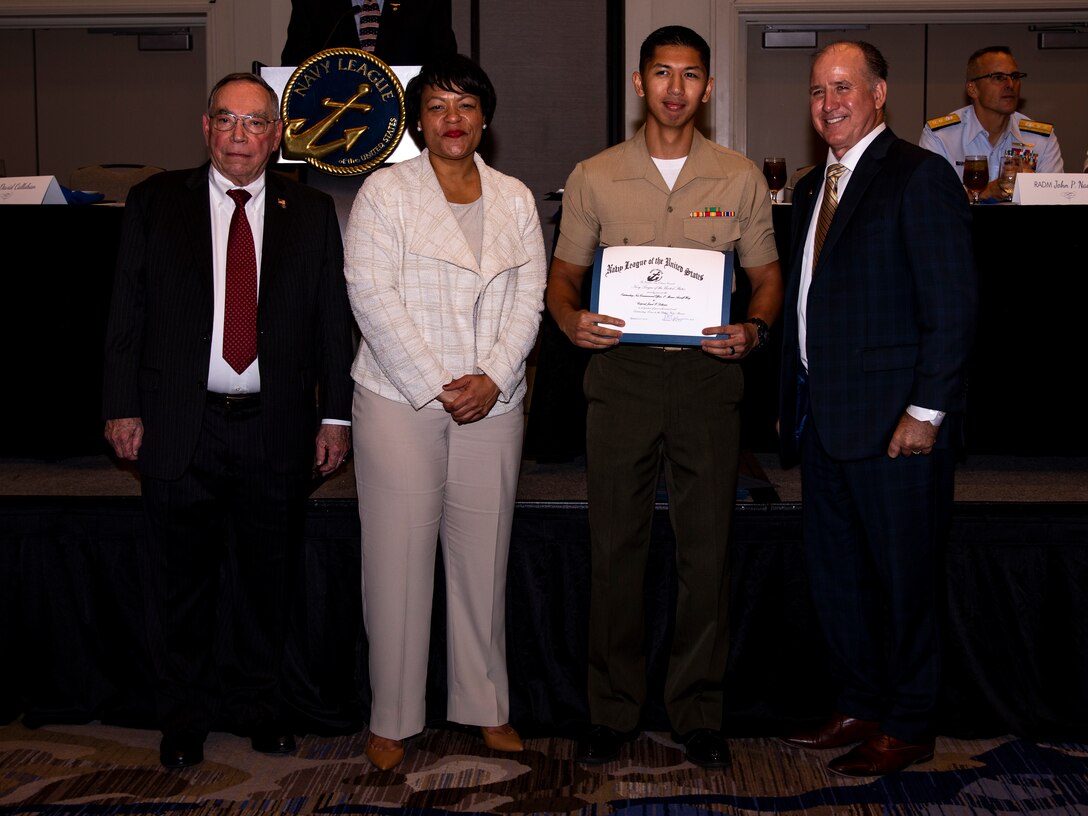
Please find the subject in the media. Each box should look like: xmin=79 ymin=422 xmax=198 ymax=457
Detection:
xmin=828 ymin=733 xmax=935 ymax=777
xmin=780 ymin=713 xmax=881 ymax=750
xmin=481 ymin=723 xmax=524 ymax=752
xmin=365 ymin=733 xmax=405 ymax=770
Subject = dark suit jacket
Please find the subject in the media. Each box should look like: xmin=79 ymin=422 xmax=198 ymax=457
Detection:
xmin=280 ymin=0 xmax=457 ymax=67
xmin=102 ymin=165 xmax=354 ymax=481
xmin=779 ymin=127 xmax=977 ymax=467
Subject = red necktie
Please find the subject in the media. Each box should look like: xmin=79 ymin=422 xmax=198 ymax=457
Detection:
xmin=223 ymin=188 xmax=257 ymax=374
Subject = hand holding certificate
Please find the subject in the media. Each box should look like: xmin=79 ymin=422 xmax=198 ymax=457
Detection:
xmin=590 ymin=246 xmax=732 ymax=347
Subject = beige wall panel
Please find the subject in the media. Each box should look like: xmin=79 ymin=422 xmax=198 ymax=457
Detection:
xmin=34 ymin=27 xmax=207 ymax=186
xmin=270 ymin=0 xmax=292 ymax=66
xmin=744 ymin=19 xmax=1088 ymax=185
xmin=477 ymin=1 xmax=608 ymax=232
xmin=0 ymin=29 xmax=37 ymax=176
xmin=451 ymin=0 xmax=471 ymax=56
xmin=625 ymin=0 xmax=714 ymax=137
xmin=228 ymin=0 xmax=285 ymax=71
xmin=745 ymin=25 xmax=926 ymax=189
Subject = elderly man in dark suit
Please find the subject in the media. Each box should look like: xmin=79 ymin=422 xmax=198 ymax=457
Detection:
xmin=103 ymin=72 xmax=354 ymax=769
xmin=778 ymin=41 xmax=976 ymax=777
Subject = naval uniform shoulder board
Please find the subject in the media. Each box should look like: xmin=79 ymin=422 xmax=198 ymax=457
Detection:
xmin=926 ymin=113 xmax=961 ymax=131
xmin=1020 ymin=119 xmax=1055 ymax=137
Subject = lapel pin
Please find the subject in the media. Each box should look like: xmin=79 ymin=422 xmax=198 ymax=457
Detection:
xmin=277 ymin=198 xmax=287 ymax=209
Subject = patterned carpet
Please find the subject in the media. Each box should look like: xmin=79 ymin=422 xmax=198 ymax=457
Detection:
xmin=2 ymin=721 xmax=1086 ymax=815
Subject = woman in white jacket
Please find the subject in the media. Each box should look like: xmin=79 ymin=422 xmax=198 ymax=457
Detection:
xmin=344 ymin=53 xmax=546 ymax=771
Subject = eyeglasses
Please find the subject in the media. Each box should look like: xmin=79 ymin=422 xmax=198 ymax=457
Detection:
xmin=968 ymin=71 xmax=1027 ymax=84
xmin=208 ymin=112 xmax=278 ymax=135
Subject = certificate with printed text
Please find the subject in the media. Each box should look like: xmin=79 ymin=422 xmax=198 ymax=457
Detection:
xmin=589 ymin=246 xmax=732 ymax=346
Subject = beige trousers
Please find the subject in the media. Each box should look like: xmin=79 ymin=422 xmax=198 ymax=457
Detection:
xmin=352 ymin=385 xmax=523 ymax=740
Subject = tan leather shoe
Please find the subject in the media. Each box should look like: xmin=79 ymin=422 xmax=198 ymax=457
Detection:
xmin=780 ymin=713 xmax=880 ymax=750
xmin=828 ymin=733 xmax=935 ymax=777
xmin=481 ymin=723 xmax=523 ymax=752
xmin=365 ymin=733 xmax=405 ymax=770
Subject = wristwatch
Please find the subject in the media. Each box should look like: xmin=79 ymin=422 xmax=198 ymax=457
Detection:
xmin=743 ymin=317 xmax=770 ymax=350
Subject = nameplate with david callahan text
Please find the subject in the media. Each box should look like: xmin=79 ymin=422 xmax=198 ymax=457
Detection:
xmin=281 ymin=48 xmax=406 ymax=176
xmin=589 ymin=246 xmax=732 ymax=346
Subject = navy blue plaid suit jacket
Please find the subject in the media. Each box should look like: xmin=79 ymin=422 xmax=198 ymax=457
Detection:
xmin=779 ymin=127 xmax=976 ymax=466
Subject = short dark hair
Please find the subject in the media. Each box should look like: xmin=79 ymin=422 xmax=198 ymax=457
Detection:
xmin=967 ymin=45 xmax=1013 ymax=79
xmin=207 ymin=72 xmax=279 ymax=116
xmin=813 ymin=40 xmax=888 ymax=86
xmin=405 ymin=53 xmax=497 ymax=126
xmin=639 ymin=25 xmax=710 ymax=74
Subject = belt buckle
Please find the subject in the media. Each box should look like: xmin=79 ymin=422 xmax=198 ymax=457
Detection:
xmin=208 ymin=391 xmax=260 ymax=410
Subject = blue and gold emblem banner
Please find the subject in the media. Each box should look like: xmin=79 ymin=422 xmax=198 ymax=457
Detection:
xmin=281 ymin=48 xmax=406 ymax=176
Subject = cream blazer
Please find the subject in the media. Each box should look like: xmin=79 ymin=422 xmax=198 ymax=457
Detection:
xmin=344 ymin=151 xmax=546 ymax=414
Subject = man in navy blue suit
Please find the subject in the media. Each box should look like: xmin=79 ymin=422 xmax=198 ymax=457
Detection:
xmin=778 ymin=41 xmax=976 ymax=776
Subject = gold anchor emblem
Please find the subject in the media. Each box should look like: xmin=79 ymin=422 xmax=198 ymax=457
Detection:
xmin=283 ymin=83 xmax=374 ymax=159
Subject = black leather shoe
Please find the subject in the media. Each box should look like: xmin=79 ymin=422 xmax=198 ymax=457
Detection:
xmin=159 ymin=732 xmax=205 ymax=768
xmin=680 ymin=729 xmax=730 ymax=769
xmin=250 ymin=730 xmax=296 ymax=755
xmin=575 ymin=725 xmax=631 ymax=764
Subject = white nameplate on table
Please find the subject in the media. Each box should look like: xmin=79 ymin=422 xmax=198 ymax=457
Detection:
xmin=0 ymin=176 xmax=67 ymax=205
xmin=589 ymin=245 xmax=732 ymax=346
xmin=1012 ymin=173 xmax=1088 ymax=205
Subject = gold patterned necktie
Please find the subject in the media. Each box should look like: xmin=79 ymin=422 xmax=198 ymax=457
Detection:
xmin=812 ymin=162 xmax=845 ymax=267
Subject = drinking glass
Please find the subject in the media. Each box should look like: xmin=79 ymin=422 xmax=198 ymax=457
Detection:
xmin=962 ymin=155 xmax=988 ymax=204
xmin=763 ymin=157 xmax=787 ymax=203
xmin=997 ymin=156 xmax=1019 ymax=201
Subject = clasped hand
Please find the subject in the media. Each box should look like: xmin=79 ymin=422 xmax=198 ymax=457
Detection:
xmin=438 ymin=373 xmax=499 ymax=424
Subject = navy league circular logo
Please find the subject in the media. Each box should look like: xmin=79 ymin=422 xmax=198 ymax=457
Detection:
xmin=281 ymin=48 xmax=406 ymax=176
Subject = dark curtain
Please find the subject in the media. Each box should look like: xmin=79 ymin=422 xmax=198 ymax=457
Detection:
xmin=6 ymin=498 xmax=1088 ymax=740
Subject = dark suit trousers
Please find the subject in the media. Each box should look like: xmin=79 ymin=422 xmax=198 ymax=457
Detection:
xmin=584 ymin=346 xmax=741 ymax=735
xmin=141 ymin=399 xmax=310 ymax=736
xmin=800 ymin=418 xmax=956 ymax=743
